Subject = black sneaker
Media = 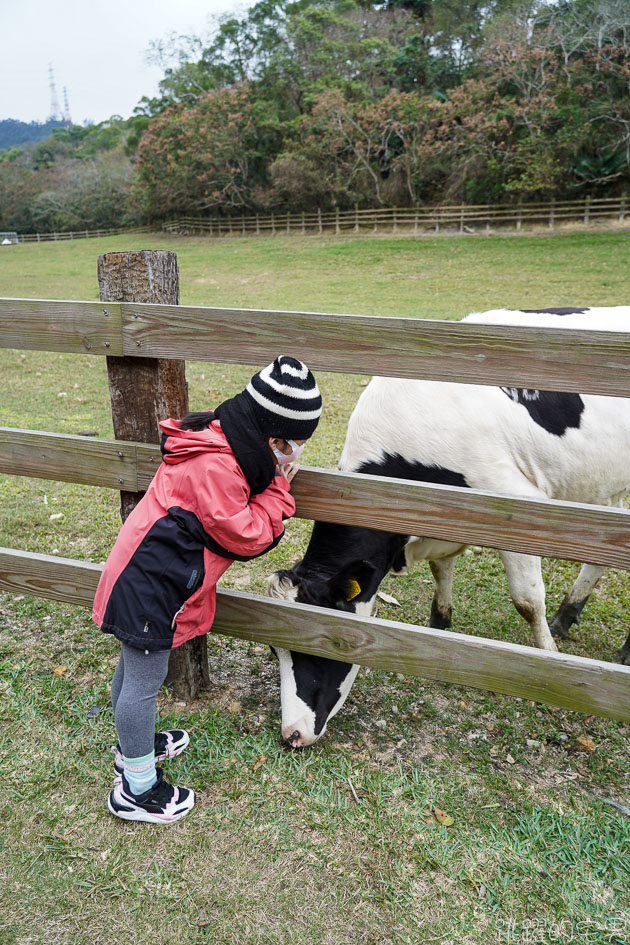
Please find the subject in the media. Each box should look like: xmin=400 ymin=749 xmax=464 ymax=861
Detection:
xmin=112 ymin=729 xmax=190 ymax=782
xmin=108 ymin=768 xmax=195 ymax=824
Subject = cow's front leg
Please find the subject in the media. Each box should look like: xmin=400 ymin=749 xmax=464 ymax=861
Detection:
xmin=428 ymin=556 xmax=457 ymax=629
xmin=498 ymin=550 xmax=557 ymax=651
xmin=549 ymin=563 xmax=606 ymax=639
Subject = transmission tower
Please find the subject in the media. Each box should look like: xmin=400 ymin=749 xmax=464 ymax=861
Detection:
xmin=48 ymin=63 xmax=61 ymax=121
xmin=63 ymin=87 xmax=72 ymax=127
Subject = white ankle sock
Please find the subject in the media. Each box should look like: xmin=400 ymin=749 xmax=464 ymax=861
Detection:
xmin=123 ymin=751 xmax=157 ymax=795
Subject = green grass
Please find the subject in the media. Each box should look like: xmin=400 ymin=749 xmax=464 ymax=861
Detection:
xmin=1 ymin=230 xmax=629 ymax=944
xmin=1 ymin=229 xmax=629 ymax=316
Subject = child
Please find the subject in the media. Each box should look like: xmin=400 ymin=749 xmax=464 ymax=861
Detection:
xmin=92 ymin=355 xmax=322 ymax=824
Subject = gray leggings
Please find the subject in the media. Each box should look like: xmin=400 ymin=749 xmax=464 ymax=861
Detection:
xmin=111 ymin=643 xmax=171 ymax=758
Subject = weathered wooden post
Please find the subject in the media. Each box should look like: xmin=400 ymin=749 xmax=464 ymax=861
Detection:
xmin=97 ymin=249 xmax=210 ymax=702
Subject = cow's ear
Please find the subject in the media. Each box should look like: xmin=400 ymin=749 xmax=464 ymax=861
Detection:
xmin=329 ymin=560 xmax=378 ymax=603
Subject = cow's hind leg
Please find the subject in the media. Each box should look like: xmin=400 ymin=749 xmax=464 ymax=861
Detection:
xmin=428 ymin=556 xmax=457 ymax=629
xmin=549 ymin=563 xmax=605 ymax=640
xmin=498 ymin=551 xmax=557 ymax=651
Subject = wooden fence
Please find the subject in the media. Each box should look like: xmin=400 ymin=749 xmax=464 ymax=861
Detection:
xmin=162 ymin=196 xmax=629 ymax=238
xmin=4 ymin=196 xmax=627 ymax=245
xmin=6 ymin=225 xmax=151 ymax=244
xmin=1 ymin=254 xmax=630 ymax=720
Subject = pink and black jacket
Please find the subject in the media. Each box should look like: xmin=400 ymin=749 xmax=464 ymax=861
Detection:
xmin=92 ymin=418 xmax=294 ymax=651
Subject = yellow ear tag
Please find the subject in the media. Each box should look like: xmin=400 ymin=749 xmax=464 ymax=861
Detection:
xmin=346 ymin=580 xmax=361 ymax=601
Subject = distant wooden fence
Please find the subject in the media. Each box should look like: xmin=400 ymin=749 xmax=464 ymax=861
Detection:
xmin=6 ymin=225 xmax=151 ymax=244
xmin=1 ymin=257 xmax=630 ymax=719
xmin=163 ymin=196 xmax=629 ymax=238
xmin=5 ymin=196 xmax=627 ymax=245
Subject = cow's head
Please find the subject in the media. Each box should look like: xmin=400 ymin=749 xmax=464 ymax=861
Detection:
xmin=267 ymin=559 xmax=379 ymax=748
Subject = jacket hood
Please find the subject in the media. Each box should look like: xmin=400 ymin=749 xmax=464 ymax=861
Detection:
xmin=159 ymin=418 xmax=232 ymax=465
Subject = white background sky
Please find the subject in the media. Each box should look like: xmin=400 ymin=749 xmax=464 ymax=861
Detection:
xmin=0 ymin=0 xmax=251 ymax=125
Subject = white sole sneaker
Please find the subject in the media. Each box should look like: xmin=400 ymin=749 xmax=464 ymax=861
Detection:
xmin=108 ymin=769 xmax=195 ymax=824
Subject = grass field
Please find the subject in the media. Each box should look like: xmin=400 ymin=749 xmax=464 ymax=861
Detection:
xmin=1 ymin=230 xmax=629 ymax=945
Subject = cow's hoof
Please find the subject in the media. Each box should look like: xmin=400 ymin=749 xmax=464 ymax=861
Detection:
xmin=549 ymin=618 xmax=571 ymax=641
xmin=429 ymin=600 xmax=452 ymax=631
xmin=615 ymin=647 xmax=630 ymax=666
xmin=550 ymin=596 xmax=587 ymax=639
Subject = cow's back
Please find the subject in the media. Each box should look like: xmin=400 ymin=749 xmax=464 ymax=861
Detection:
xmin=339 ymin=307 xmax=630 ymax=507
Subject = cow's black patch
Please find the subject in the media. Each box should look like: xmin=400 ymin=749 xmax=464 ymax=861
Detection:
xmin=291 ymin=652 xmax=355 ymax=735
xmin=296 ymin=523 xmax=406 ymax=597
xmin=520 ymin=307 xmax=589 ymax=315
xmin=500 ymin=388 xmax=584 ymax=436
xmin=355 ymin=453 xmax=469 ymax=488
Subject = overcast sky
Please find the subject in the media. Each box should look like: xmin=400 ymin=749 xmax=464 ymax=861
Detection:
xmin=1 ymin=0 xmax=252 ymax=125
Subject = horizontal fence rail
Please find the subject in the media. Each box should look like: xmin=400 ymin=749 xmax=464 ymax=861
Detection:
xmin=1 ymin=547 xmax=628 ymax=723
xmin=2 ymin=428 xmax=630 ymax=570
xmin=3 ymin=298 xmax=630 ymax=396
xmin=161 ymin=196 xmax=629 ymax=238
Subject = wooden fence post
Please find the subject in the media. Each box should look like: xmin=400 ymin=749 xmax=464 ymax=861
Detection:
xmin=318 ymin=208 xmax=322 ymax=233
xmin=335 ymin=208 xmax=340 ymax=234
xmin=619 ymin=193 xmax=626 ymax=223
xmin=584 ymin=195 xmax=591 ymax=226
xmin=97 ymin=250 xmax=209 ymax=702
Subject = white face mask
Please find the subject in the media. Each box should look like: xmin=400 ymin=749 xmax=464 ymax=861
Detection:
xmin=273 ymin=439 xmax=305 ymax=464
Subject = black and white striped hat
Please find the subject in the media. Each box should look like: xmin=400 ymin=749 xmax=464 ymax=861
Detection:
xmin=245 ymin=355 xmax=322 ymax=440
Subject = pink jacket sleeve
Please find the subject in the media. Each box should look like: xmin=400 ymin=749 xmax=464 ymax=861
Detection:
xmin=198 ymin=463 xmax=295 ymax=558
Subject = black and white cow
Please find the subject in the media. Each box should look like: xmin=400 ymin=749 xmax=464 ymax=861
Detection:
xmin=268 ymin=307 xmax=630 ymax=747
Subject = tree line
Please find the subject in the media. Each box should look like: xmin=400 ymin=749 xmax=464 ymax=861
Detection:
xmin=1 ymin=0 xmax=629 ymax=233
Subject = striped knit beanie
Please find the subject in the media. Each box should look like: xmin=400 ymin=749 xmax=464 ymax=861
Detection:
xmin=245 ymin=355 xmax=322 ymax=440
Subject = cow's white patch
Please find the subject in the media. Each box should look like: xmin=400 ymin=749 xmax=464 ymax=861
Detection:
xmin=275 ymin=646 xmax=318 ymax=747
xmin=324 ymin=663 xmax=360 ymax=726
xmin=353 ymin=595 xmax=375 ymax=617
xmin=266 ymin=572 xmax=298 ymax=600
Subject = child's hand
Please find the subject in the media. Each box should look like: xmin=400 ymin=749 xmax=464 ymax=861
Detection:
xmin=279 ymin=463 xmax=299 ymax=484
